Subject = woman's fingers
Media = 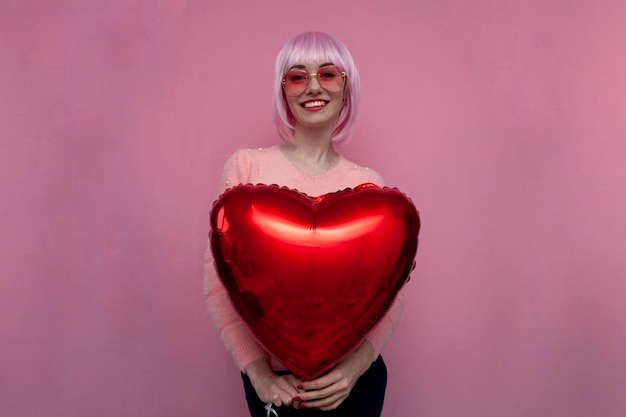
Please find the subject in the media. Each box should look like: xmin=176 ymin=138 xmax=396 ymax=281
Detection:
xmin=292 ymin=376 xmax=351 ymax=410
xmin=298 ymin=389 xmax=348 ymax=410
xmin=256 ymin=374 xmax=302 ymax=406
xmin=274 ymin=377 xmax=302 ymax=406
xmin=245 ymin=360 xmax=305 ymax=407
xmin=293 ymin=352 xmax=367 ymax=410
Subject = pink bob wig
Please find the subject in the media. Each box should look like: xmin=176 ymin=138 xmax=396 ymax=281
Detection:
xmin=272 ymin=32 xmax=361 ymax=145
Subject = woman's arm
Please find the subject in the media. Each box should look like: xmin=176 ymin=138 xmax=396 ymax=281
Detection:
xmin=204 ymin=149 xmax=271 ymax=369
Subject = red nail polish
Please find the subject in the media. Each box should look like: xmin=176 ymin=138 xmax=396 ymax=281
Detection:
xmin=293 ymin=396 xmax=302 ymax=402
xmin=298 ymin=404 xmax=308 ymax=409
xmin=297 ymin=385 xmax=304 ymax=390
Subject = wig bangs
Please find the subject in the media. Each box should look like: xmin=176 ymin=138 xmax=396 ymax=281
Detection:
xmin=281 ymin=35 xmax=348 ymax=74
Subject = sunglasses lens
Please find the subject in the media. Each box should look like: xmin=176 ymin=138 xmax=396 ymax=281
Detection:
xmin=283 ymin=70 xmax=308 ymax=95
xmin=317 ymin=67 xmax=343 ymax=90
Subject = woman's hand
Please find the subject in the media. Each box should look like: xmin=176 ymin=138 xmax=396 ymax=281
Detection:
xmin=244 ymin=359 xmax=303 ymax=407
xmin=293 ymin=341 xmax=375 ymax=411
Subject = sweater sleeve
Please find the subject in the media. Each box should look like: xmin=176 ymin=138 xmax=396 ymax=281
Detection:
xmin=363 ymin=290 xmax=405 ymax=358
xmin=204 ymin=149 xmax=270 ymax=371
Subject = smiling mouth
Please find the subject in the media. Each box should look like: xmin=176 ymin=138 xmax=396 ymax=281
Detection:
xmin=301 ymin=100 xmax=328 ymax=109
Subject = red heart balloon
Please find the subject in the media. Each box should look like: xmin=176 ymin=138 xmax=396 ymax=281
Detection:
xmin=210 ymin=183 xmax=420 ymax=380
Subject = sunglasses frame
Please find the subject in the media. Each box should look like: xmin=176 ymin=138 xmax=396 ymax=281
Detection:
xmin=282 ymin=65 xmax=347 ymax=96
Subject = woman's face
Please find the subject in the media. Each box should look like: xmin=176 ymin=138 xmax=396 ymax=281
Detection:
xmin=282 ymin=62 xmax=346 ymax=132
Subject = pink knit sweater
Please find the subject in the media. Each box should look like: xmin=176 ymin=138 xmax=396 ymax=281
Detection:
xmin=204 ymin=145 xmax=405 ymax=372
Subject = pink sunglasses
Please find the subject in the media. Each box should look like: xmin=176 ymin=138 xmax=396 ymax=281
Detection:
xmin=282 ymin=65 xmax=346 ymax=96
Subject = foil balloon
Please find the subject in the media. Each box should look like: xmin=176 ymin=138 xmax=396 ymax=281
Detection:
xmin=210 ymin=183 xmax=420 ymax=380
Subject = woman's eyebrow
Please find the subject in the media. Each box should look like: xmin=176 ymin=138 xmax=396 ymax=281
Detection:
xmin=288 ymin=62 xmax=335 ymax=70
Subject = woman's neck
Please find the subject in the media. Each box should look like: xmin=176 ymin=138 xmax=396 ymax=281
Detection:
xmin=279 ymin=122 xmax=341 ymax=175
xmin=279 ymin=140 xmax=340 ymax=176
xmin=293 ymin=121 xmax=334 ymax=145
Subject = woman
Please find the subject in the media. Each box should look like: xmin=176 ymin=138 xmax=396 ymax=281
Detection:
xmin=204 ymin=31 xmax=404 ymax=416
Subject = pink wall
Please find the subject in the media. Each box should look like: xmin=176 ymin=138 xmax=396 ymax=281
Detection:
xmin=1 ymin=1 xmax=625 ymax=416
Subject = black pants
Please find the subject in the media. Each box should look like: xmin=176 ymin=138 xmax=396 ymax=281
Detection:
xmin=242 ymin=356 xmax=387 ymax=417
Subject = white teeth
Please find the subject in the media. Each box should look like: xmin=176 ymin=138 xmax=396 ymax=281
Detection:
xmin=303 ymin=100 xmax=326 ymax=108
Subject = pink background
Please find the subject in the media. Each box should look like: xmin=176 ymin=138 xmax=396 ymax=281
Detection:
xmin=1 ymin=1 xmax=625 ymax=416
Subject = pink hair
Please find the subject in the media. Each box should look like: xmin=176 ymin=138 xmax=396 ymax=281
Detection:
xmin=272 ymin=32 xmax=361 ymax=145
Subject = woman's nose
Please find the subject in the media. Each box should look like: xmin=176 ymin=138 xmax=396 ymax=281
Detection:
xmin=305 ymin=75 xmax=322 ymax=92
